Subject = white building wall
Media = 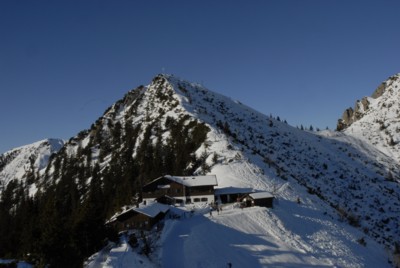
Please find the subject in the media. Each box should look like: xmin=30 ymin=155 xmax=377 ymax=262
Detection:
xmin=143 ymin=194 xmax=215 ymax=205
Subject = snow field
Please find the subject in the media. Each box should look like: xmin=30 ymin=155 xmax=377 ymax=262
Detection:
xmin=160 ymin=201 xmax=390 ymax=268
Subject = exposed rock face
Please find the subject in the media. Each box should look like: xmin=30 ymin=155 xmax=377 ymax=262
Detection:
xmin=338 ymin=73 xmax=400 ymax=164
xmin=372 ymin=81 xmax=387 ymax=99
xmin=337 ymin=108 xmax=354 ymax=131
xmin=337 ymin=97 xmax=370 ymax=131
xmin=337 ymin=74 xmax=399 ymax=131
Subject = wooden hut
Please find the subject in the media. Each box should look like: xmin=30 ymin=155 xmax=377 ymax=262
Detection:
xmin=109 ymin=202 xmax=170 ymax=231
xmin=240 ymin=192 xmax=274 ymax=208
xmin=215 ymin=187 xmax=253 ymax=204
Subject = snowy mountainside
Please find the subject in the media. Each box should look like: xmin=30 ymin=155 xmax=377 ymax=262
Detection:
xmin=0 ymin=139 xmax=64 ymax=193
xmin=164 ymin=75 xmax=400 ymax=246
xmin=52 ymin=73 xmax=400 ymax=247
xmin=41 ymin=75 xmax=213 ymax=213
xmin=31 ymin=74 xmax=400 ymax=266
xmin=82 ymin=75 xmax=400 ymax=267
xmin=338 ymin=74 xmax=400 ymax=163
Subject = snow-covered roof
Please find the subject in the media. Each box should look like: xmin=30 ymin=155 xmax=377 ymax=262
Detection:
xmin=134 ymin=202 xmax=170 ymax=218
xmin=249 ymin=191 xmax=273 ymax=199
xmin=164 ymin=175 xmax=218 ymax=187
xmin=110 ymin=202 xmax=170 ymax=222
xmin=214 ymin=187 xmax=253 ymax=195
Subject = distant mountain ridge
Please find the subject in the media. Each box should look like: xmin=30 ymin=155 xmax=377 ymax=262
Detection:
xmin=1 ymin=74 xmax=399 ymax=267
xmin=0 ymin=138 xmax=64 ymax=192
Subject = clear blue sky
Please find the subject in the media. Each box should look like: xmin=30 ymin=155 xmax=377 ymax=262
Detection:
xmin=1 ymin=0 xmax=399 ymax=153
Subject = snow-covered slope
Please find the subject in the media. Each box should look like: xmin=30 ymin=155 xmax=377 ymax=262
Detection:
xmin=338 ymin=74 xmax=400 ymax=163
xmin=163 ymin=75 xmax=400 ymax=246
xmin=78 ymin=74 xmax=400 ymax=267
xmin=160 ymin=204 xmax=389 ymax=268
xmin=88 ymin=198 xmax=390 ymax=268
xmin=0 ymin=139 xmax=64 ymax=194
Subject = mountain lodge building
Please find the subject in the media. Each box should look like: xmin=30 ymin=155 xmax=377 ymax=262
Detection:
xmin=108 ymin=174 xmax=274 ymax=232
xmin=142 ymin=175 xmax=218 ymax=205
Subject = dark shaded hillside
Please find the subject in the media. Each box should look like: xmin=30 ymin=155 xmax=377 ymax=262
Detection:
xmin=0 ymin=75 xmax=212 ymax=267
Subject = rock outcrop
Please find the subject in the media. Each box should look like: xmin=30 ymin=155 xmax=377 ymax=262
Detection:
xmin=337 ymin=74 xmax=399 ymax=131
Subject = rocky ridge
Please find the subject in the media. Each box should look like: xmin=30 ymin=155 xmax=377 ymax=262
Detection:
xmin=337 ymin=74 xmax=400 ymax=163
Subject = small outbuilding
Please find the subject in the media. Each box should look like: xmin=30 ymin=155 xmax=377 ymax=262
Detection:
xmin=109 ymin=202 xmax=170 ymax=231
xmin=240 ymin=191 xmax=274 ymax=208
xmin=215 ymin=187 xmax=253 ymax=204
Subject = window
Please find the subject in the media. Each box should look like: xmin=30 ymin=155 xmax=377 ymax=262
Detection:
xmin=201 ymin=198 xmax=208 ymax=202
xmin=194 ymin=198 xmax=200 ymax=202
